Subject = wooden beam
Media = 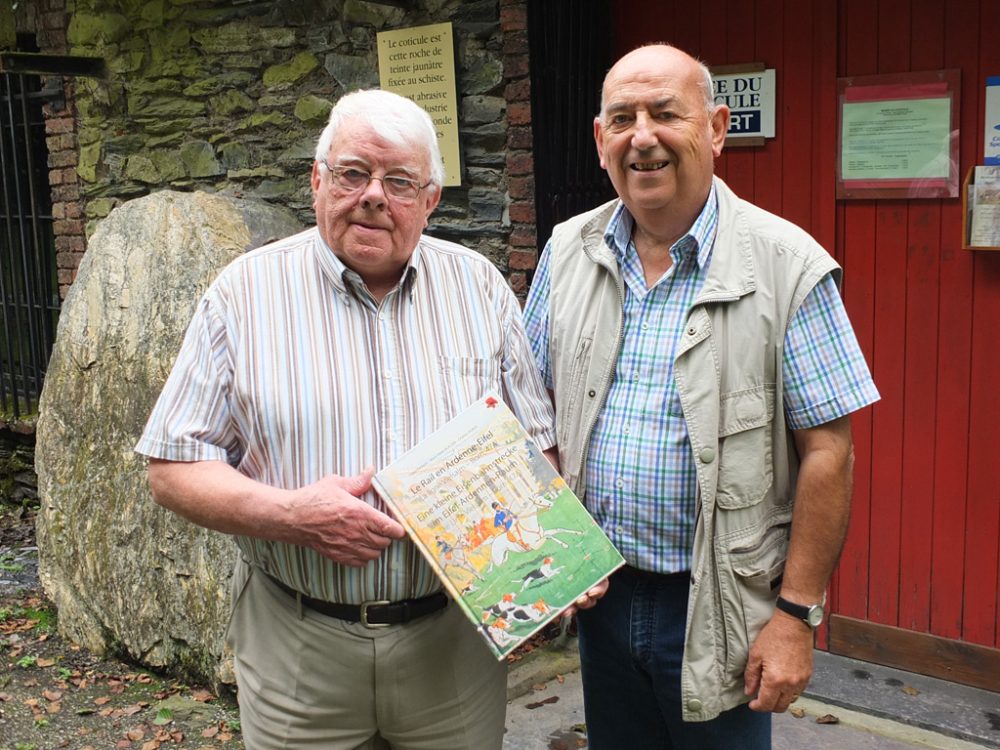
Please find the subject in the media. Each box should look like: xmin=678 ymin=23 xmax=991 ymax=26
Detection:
xmin=829 ymin=614 xmax=1000 ymax=693
xmin=0 ymin=52 xmax=105 ymax=77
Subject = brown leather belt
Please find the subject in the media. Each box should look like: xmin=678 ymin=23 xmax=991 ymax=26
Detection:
xmin=263 ymin=572 xmax=448 ymax=628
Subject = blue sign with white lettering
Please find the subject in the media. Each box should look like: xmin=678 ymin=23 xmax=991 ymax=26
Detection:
xmin=728 ymin=111 xmax=761 ymax=134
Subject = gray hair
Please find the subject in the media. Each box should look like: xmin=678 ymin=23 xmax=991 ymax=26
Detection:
xmin=598 ymin=44 xmax=717 ymax=117
xmin=314 ymin=89 xmax=444 ymax=187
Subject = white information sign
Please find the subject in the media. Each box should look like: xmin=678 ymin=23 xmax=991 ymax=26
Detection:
xmin=712 ymin=68 xmax=776 ymax=140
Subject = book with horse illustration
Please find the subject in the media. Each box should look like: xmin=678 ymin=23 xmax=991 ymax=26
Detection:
xmin=372 ymin=392 xmax=625 ymax=660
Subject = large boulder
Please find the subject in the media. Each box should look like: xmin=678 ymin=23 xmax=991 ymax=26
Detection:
xmin=35 ymin=190 xmax=303 ymax=686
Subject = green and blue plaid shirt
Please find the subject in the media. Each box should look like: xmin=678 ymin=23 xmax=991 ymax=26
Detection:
xmin=523 ymin=189 xmax=879 ymax=573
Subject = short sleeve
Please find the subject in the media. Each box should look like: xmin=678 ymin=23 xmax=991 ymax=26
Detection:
xmin=782 ymin=273 xmax=880 ymax=429
xmin=134 ymin=289 xmax=242 ymax=464
xmin=496 ymin=268 xmax=556 ymax=450
xmin=522 ymin=240 xmax=554 ymax=390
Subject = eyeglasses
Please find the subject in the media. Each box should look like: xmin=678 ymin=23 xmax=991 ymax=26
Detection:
xmin=320 ymin=160 xmax=432 ymax=200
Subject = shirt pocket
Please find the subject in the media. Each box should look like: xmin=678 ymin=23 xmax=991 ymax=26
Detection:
xmin=437 ymin=355 xmax=501 ymax=419
xmin=716 ymin=385 xmax=775 ymax=509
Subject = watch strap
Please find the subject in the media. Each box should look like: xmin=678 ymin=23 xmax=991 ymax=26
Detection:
xmin=775 ymin=595 xmax=823 ymax=628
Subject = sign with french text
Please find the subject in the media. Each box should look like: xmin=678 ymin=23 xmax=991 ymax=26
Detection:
xmin=377 ymin=22 xmax=461 ymax=186
xmin=712 ymin=66 xmax=776 ymax=145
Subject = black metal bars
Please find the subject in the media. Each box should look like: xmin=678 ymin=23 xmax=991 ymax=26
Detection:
xmin=0 ymin=69 xmax=58 ymax=420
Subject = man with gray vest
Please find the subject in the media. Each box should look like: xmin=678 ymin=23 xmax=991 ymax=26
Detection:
xmin=523 ymin=44 xmax=879 ymax=749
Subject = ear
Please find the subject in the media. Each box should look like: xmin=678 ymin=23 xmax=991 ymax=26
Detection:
xmin=423 ymin=184 xmax=442 ymax=225
xmin=310 ymin=160 xmax=323 ymax=203
xmin=710 ymin=105 xmax=730 ymax=158
xmin=593 ymin=116 xmax=608 ymax=170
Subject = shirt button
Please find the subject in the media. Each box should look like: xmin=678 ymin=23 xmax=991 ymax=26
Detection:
xmin=687 ymin=326 xmax=697 ymax=336
xmin=641 ymin=322 xmax=649 ymax=331
xmin=616 ymin=478 xmax=624 ymax=488
xmin=384 ymin=370 xmax=393 ymax=379
xmin=687 ymin=698 xmax=703 ymax=713
xmin=699 ymin=448 xmax=716 ymax=464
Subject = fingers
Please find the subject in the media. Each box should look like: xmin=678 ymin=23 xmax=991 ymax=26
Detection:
xmin=751 ymin=686 xmax=800 ymax=714
xmin=744 ymin=615 xmax=812 ymax=713
xmin=577 ymin=579 xmax=610 ymax=607
xmin=743 ymin=651 xmax=762 ymax=697
xmin=557 ymin=578 xmax=612 ymax=619
xmin=339 ymin=465 xmax=375 ymax=497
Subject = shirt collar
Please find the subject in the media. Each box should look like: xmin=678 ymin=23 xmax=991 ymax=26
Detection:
xmin=313 ymin=227 xmax=422 ymax=301
xmin=603 ymin=183 xmax=719 ymax=270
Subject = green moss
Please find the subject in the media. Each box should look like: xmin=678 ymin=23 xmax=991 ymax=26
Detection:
xmin=210 ymin=89 xmax=253 ymax=116
xmin=263 ymin=52 xmax=319 ymax=88
xmin=68 ymin=12 xmax=131 ymax=46
xmin=78 ymin=142 xmax=102 ymax=183
xmin=294 ymin=95 xmax=332 ymax=124
xmin=233 ymin=112 xmax=289 ymax=132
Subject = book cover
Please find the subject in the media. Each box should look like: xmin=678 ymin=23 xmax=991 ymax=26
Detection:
xmin=373 ymin=393 xmax=624 ymax=660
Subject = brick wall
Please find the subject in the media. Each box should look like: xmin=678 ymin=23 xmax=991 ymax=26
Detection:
xmin=36 ymin=0 xmax=84 ymax=299
xmin=499 ymin=0 xmax=536 ymax=297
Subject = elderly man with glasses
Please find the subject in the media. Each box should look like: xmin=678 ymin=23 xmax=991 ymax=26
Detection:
xmin=136 ymin=89 xmax=598 ymax=750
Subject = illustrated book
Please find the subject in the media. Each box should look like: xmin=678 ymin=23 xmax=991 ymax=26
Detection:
xmin=372 ymin=392 xmax=625 ymax=660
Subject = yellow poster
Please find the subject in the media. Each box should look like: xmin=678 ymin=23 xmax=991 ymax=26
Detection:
xmin=377 ymin=22 xmax=461 ymax=186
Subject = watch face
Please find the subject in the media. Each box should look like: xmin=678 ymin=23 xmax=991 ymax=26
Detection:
xmin=806 ymin=605 xmax=824 ymax=628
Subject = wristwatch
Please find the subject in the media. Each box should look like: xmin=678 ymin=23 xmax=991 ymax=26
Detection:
xmin=775 ymin=596 xmax=825 ymax=629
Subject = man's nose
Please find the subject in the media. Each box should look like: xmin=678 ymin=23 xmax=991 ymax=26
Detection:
xmin=631 ymin=113 xmax=657 ymax=150
xmin=360 ymin=176 xmax=388 ymax=209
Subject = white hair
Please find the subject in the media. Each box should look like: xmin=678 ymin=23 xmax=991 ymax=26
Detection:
xmin=314 ymin=88 xmax=444 ymax=186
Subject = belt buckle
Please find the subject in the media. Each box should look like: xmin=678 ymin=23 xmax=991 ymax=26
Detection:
xmin=359 ymin=599 xmax=392 ymax=629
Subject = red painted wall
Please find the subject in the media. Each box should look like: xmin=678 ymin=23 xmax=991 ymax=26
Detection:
xmin=612 ymin=0 xmax=1000 ymax=650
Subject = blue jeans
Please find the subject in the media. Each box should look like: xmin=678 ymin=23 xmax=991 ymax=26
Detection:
xmin=577 ymin=566 xmax=771 ymax=749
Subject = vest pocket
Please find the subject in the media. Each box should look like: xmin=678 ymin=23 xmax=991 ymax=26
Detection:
xmin=558 ymin=337 xmax=592 ymax=438
xmin=716 ymin=385 xmax=775 ymax=509
xmin=718 ymin=518 xmax=790 ymax=678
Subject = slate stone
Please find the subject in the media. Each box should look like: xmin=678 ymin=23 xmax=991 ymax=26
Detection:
xmin=36 ymin=191 xmax=304 ymax=687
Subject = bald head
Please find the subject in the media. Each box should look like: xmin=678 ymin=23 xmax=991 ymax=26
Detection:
xmin=600 ymin=45 xmax=715 ymax=117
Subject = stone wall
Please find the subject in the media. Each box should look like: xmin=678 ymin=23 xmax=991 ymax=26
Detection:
xmin=64 ymin=0 xmax=533 ymax=276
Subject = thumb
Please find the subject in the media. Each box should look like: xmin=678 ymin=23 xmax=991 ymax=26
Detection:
xmin=744 ymin=654 xmax=762 ymax=696
xmin=340 ymin=465 xmax=375 ymax=497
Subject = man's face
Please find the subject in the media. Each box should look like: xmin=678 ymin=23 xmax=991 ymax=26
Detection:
xmin=311 ymin=117 xmax=440 ymax=291
xmin=594 ymin=46 xmax=729 ymax=228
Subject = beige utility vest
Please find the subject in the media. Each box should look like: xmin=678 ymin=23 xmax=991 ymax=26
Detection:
xmin=545 ymin=177 xmax=840 ymax=721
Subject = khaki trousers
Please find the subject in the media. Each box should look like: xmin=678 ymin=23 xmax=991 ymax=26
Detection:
xmin=226 ymin=559 xmax=507 ymax=750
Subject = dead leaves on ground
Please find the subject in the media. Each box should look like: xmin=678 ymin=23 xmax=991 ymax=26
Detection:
xmin=7 ymin=653 xmax=237 ymax=747
xmin=525 ymin=695 xmax=560 ymax=710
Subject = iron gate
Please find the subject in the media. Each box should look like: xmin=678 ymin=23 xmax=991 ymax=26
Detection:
xmin=0 ymin=67 xmax=58 ymax=420
xmin=528 ymin=0 xmax=616 ymax=263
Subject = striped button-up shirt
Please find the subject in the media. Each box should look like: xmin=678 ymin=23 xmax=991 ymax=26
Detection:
xmin=523 ymin=192 xmax=879 ymax=573
xmin=136 ymin=227 xmax=555 ymax=603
